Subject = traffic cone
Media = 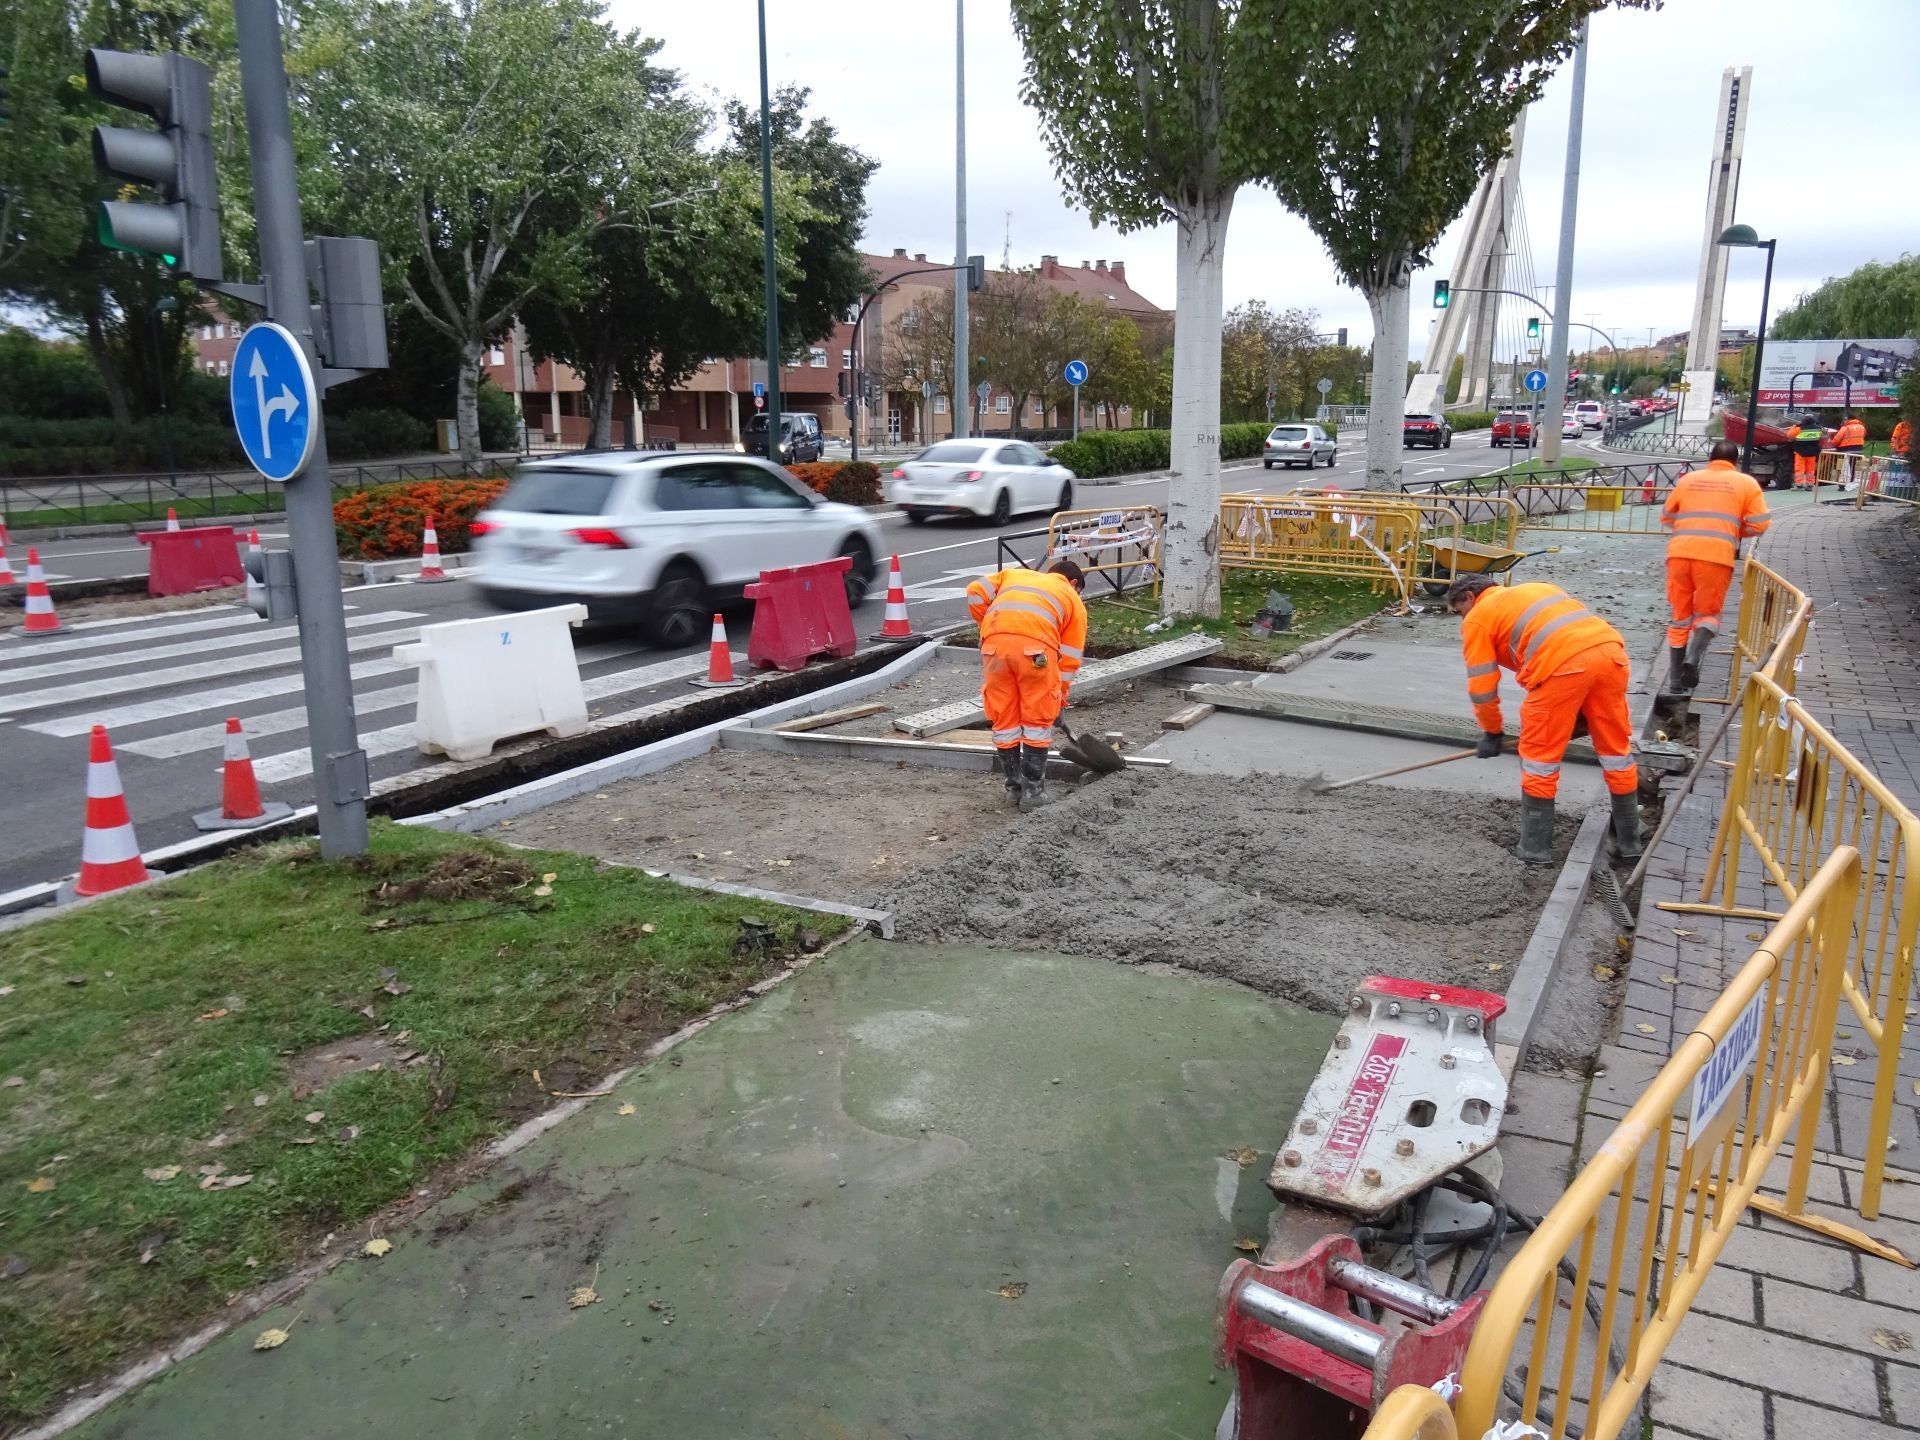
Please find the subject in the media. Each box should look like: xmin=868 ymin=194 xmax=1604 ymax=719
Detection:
xmin=870 ymin=554 xmax=915 ymax=640
xmin=194 ymin=717 xmax=295 ymax=831
xmin=74 ymin=726 xmax=149 ymax=897
xmin=417 ymin=514 xmax=448 ymax=582
xmin=20 ymin=547 xmax=61 ymax=636
xmin=0 ymin=523 xmax=14 ymax=586
xmin=688 ymin=614 xmax=744 ymax=688
xmin=165 ymin=507 xmax=180 ymax=532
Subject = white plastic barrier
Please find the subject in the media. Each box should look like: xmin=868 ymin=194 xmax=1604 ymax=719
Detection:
xmin=393 ymin=604 xmax=590 ymax=761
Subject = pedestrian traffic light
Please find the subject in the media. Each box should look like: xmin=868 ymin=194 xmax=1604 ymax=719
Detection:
xmin=1527 ymin=316 xmax=1541 ymax=340
xmin=244 ymin=547 xmax=298 ymax=623
xmin=1432 ymin=280 xmax=1450 ymax=310
xmin=86 ymin=48 xmax=221 ymax=280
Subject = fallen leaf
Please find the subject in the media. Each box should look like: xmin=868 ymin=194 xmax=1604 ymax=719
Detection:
xmin=337 ymin=1126 xmax=360 ymax=1142
xmin=1223 ymin=1146 xmax=1259 ymax=1167
xmin=253 ymin=1326 xmax=292 ymax=1351
xmin=639 ymin=924 xmax=656 ymax=936
xmin=569 ymin=1285 xmax=600 ymax=1309
xmin=138 ymin=1233 xmax=166 ymax=1264
xmin=23 ymin=1177 xmax=54 ymax=1193
xmin=1233 ymin=1238 xmax=1262 ymax=1253
xmin=1672 ymin=927 xmax=1695 ymax=938
xmin=0 ymin=985 xmax=14 ymax=996
xmin=252 ymin=1094 xmax=268 ymax=1108
xmin=1833 ymin=1054 xmax=1858 ymax=1067
xmin=1745 ymin=932 xmax=1767 ymax=942
xmin=363 ymin=1238 xmax=393 ymax=1258
xmin=1636 ymin=1024 xmax=1657 ymax=1035
xmin=617 ymin=1103 xmax=637 ymax=1116
xmin=1660 ymin=974 xmax=1680 ymax=985
xmin=1486 ymin=962 xmax=1505 ymax=973
xmin=772 ymin=859 xmax=792 ymax=868
xmin=1837 ymin=1030 xmax=1852 ymax=1040
xmin=1592 ymin=964 xmax=1616 ymax=981
xmin=870 ymin=856 xmax=889 ymax=868
xmin=532 ymin=885 xmax=553 ymax=898
xmin=198 ymin=1164 xmax=224 ymax=1177
xmin=383 ymin=981 xmax=412 ymax=996
xmin=995 ymin=1281 xmax=1028 ymax=1300
xmin=2 ymin=1076 xmax=23 ymax=1088
xmin=1872 ymin=1327 xmax=1914 ymax=1354
xmin=541 ymin=872 xmax=557 ymax=884
xmin=195 ymin=1008 xmax=229 ymax=1022
xmin=200 ymin=1173 xmax=253 ymax=1191
xmin=142 ymin=1166 xmax=182 ymax=1182
xmin=304 ymin=1111 xmax=326 ymax=1124
xmin=289 ymin=1136 xmax=317 ymax=1146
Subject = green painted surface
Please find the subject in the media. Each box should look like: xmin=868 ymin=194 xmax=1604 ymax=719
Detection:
xmin=75 ymin=942 xmax=1335 ymax=1440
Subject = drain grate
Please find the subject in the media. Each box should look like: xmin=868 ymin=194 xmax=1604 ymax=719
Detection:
xmin=1328 ymin=650 xmax=1375 ymax=661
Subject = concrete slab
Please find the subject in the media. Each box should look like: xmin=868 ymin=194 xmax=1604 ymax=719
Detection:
xmin=64 ymin=941 xmax=1335 ymax=1440
xmin=1243 ymin=636 xmax=1527 ymax=722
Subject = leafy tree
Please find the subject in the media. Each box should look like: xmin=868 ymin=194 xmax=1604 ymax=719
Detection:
xmin=1771 ymin=254 xmax=1920 ymax=341
xmin=1010 ymin=0 xmax=1256 ymax=618
xmin=1236 ymin=0 xmax=1654 ymax=490
xmin=1084 ymin=313 xmax=1155 ymax=428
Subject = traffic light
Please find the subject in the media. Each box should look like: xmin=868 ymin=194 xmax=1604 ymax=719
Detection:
xmin=87 ymin=48 xmax=220 ymax=280
xmin=1527 ymin=316 xmax=1541 ymax=340
xmin=967 ymin=254 xmax=986 ymax=292
xmin=244 ymin=547 xmax=298 ymax=623
xmin=1432 ymin=280 xmax=1450 ymax=310
xmin=1336 ymin=327 xmax=1347 ymax=348
xmin=1611 ymin=385 xmax=1621 ymax=395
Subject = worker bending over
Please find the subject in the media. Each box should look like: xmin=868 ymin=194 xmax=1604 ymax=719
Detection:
xmin=1449 ymin=576 xmax=1641 ymax=866
xmin=1660 ymin=438 xmax=1771 ymax=694
xmin=966 ymin=560 xmax=1088 ymax=810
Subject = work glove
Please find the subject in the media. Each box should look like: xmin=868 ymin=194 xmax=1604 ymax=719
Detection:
xmin=1476 ymin=731 xmax=1505 ymax=759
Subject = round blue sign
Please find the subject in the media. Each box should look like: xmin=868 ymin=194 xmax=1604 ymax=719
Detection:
xmin=1064 ymin=359 xmax=1089 ymax=387
xmin=230 ymin=322 xmax=320 ymax=483
xmin=1523 ymin=368 xmax=1548 ymax=393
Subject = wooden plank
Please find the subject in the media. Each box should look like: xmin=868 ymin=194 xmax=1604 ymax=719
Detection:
xmin=1160 ymin=703 xmax=1214 ymax=732
xmin=768 ymin=702 xmax=888 ymax=734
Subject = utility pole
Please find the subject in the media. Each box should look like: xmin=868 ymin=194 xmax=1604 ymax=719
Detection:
xmin=952 ymin=0 xmax=969 ymax=439
xmin=1540 ymin=16 xmax=1588 ymax=465
xmin=234 ymin=0 xmax=367 ymax=856
xmin=757 ymin=0 xmax=781 ymax=459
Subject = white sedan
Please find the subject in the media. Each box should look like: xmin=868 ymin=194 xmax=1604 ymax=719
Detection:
xmin=888 ymin=439 xmax=1076 ymax=525
xmin=1561 ymin=413 xmax=1583 ymax=439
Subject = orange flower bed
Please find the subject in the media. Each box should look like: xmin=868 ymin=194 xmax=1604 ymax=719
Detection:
xmin=332 ymin=478 xmax=508 ymax=560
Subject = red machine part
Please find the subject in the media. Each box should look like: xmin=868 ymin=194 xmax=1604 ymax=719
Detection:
xmin=1218 ymin=1235 xmax=1484 ymax=1440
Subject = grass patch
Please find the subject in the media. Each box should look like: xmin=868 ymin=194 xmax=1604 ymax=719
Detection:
xmin=1084 ymin=568 xmax=1386 ymax=667
xmin=1472 ymin=455 xmax=1602 ymax=479
xmin=0 ymin=822 xmax=844 ymax=1427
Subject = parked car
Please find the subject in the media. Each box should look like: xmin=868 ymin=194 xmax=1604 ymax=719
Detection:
xmin=1561 ymin=412 xmax=1583 ymax=439
xmin=1491 ymin=411 xmax=1537 ymax=448
xmin=1402 ymin=412 xmax=1453 ymax=449
xmin=1262 ymin=423 xmax=1338 ymax=469
xmin=1575 ymin=400 xmax=1604 ymax=430
xmin=473 ymin=453 xmax=882 ymax=646
xmin=741 ymin=411 xmax=824 ymax=463
xmin=887 ymin=439 xmax=1075 ymax=525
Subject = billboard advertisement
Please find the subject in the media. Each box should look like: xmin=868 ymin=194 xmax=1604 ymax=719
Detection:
xmin=1756 ymin=338 xmax=1914 ymax=408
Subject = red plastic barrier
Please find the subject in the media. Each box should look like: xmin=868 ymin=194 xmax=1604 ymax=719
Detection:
xmin=745 ymin=556 xmax=857 ymax=672
xmin=138 ymin=525 xmax=244 ymax=597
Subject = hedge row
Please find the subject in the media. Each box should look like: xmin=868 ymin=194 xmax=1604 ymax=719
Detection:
xmin=333 ymin=478 xmax=508 ymax=560
xmin=1446 ymin=410 xmax=1498 ymax=431
xmin=785 ymin=460 xmax=882 ymax=506
xmin=1045 ymin=421 xmax=1315 ymax=479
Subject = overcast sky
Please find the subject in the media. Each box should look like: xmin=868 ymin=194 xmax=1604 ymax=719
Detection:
xmin=627 ymin=0 xmax=1915 ymax=361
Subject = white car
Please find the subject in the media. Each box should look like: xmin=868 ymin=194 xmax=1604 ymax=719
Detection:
xmin=1262 ymin=423 xmax=1338 ymax=469
xmin=1561 ymin=412 xmax=1583 ymax=439
xmin=1576 ymin=400 xmax=1604 ymax=430
xmin=888 ymin=439 xmax=1076 ymax=525
xmin=473 ymin=453 xmax=884 ymax=648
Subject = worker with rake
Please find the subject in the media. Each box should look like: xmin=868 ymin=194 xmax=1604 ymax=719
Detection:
xmin=967 ymin=559 xmax=1089 ymax=811
xmin=1447 ymin=575 xmax=1642 ymax=866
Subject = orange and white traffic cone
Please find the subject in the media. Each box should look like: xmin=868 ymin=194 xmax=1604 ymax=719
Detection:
xmin=20 ymin=547 xmax=61 ymax=636
xmin=194 ymin=717 xmax=295 ymax=830
xmin=688 ymin=613 xmax=744 ymax=688
xmin=418 ymin=514 xmax=448 ymax=582
xmin=871 ymin=553 xmax=915 ymax=640
xmin=0 ymin=523 xmax=14 ymax=586
xmin=74 ymin=725 xmax=149 ymax=897
xmin=165 ymin=507 xmax=181 ymax=532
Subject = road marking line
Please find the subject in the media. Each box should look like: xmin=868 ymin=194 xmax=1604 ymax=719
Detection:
xmin=120 ymin=684 xmax=421 ymax=758
xmin=1416 ymin=467 xmax=1445 ymax=475
xmin=0 ymin=608 xmax=254 ymax=652
xmin=0 ymin=611 xmax=423 ymax=682
xmin=24 ymin=656 xmax=416 ymax=737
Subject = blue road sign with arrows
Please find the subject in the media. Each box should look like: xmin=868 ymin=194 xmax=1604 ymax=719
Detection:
xmin=1064 ymin=358 xmax=1088 ymax=387
xmin=1523 ymin=368 xmax=1548 ymax=393
xmin=231 ymin=322 xmax=319 ymax=482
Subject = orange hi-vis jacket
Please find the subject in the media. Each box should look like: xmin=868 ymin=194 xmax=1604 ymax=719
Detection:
xmin=1660 ymin=459 xmax=1771 ymax=566
xmin=1834 ymin=418 xmax=1867 ymax=451
xmin=966 ymin=567 xmax=1089 ymax=691
xmin=1461 ymin=583 xmax=1623 ymax=735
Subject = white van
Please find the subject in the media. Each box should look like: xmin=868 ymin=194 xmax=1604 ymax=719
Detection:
xmin=1575 ymin=401 xmax=1605 ymax=430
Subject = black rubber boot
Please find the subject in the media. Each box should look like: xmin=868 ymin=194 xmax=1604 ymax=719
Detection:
xmin=1517 ymin=794 xmax=1556 ymax=866
xmin=1610 ymin=790 xmax=1644 ymax=861
xmin=1018 ymin=743 xmax=1055 ymax=810
xmin=1665 ymin=645 xmax=1692 ymax=696
xmin=999 ymin=749 xmax=1024 ymax=808
xmin=1682 ymin=627 xmax=1713 ymax=691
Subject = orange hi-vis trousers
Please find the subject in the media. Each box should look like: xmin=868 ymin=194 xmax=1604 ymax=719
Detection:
xmin=1665 ymin=556 xmax=1734 ymax=648
xmin=1794 ymin=452 xmax=1818 ymax=486
xmin=982 ymin=633 xmax=1064 ymax=751
xmin=1518 ymin=640 xmax=1638 ymax=801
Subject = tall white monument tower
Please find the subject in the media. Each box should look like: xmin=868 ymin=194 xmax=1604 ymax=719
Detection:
xmin=1681 ymin=66 xmax=1752 ymax=429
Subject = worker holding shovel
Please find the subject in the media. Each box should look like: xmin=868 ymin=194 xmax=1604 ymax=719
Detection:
xmin=967 ymin=559 xmax=1089 ymax=811
xmin=1448 ymin=575 xmax=1641 ymax=866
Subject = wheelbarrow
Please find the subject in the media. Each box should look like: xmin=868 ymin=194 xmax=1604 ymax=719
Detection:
xmin=1419 ymin=537 xmax=1558 ymax=597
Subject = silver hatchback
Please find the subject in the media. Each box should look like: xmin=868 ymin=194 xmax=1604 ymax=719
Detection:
xmin=1262 ymin=423 xmax=1338 ymax=470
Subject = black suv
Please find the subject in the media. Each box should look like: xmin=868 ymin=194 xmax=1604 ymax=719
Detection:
xmin=1402 ymin=412 xmax=1453 ymax=449
xmin=744 ymin=412 xmax=824 ymax=463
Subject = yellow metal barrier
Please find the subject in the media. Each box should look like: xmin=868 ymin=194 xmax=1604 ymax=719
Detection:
xmin=1360 ymin=1384 xmax=1460 ymax=1440
xmin=1719 ymin=555 xmax=1812 ymax=706
xmin=1507 ymin=481 xmax=1675 ymax=537
xmin=1042 ymin=505 xmax=1161 ymax=595
xmin=1452 ymin=849 xmax=1888 ymax=1440
xmin=1849 ymin=454 xmax=1919 ymax=509
xmin=1665 ymin=667 xmax=1920 ymax=1220
xmin=1817 ymin=448 xmax=1863 ymax=488
xmin=1219 ymin=492 xmax=1425 ymax=608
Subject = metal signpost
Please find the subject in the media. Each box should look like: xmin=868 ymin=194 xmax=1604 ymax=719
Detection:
xmin=1316 ymin=376 xmax=1333 ymax=421
xmin=1064 ymin=358 xmax=1088 ymax=441
xmin=1520 ymin=368 xmax=1548 ymax=475
xmin=975 ymin=378 xmax=992 ymax=432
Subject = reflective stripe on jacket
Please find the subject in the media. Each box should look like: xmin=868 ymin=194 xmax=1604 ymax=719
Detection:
xmin=1834 ymin=420 xmax=1866 ymax=451
xmin=1660 ymin=459 xmax=1771 ymax=566
xmin=1791 ymin=427 xmax=1825 ymax=456
xmin=966 ymin=567 xmax=1089 ymax=685
xmin=1460 ymin=582 xmax=1624 ymax=735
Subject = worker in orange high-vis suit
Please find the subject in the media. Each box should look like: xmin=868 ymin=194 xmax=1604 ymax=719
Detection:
xmin=1448 ymin=575 xmax=1641 ymax=866
xmin=1661 ymin=438 xmax=1771 ymax=695
xmin=1893 ymin=419 xmax=1912 ymax=459
xmin=966 ymin=560 xmax=1088 ymax=810
xmin=1831 ymin=412 xmax=1868 ymax=487
xmin=1790 ymin=417 xmax=1826 ymax=489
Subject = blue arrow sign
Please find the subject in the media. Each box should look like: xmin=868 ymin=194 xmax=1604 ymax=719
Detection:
xmin=231 ymin=322 xmax=319 ymax=483
xmin=1523 ymin=368 xmax=1548 ymax=393
xmin=752 ymin=381 xmax=766 ymax=398
xmin=1064 ymin=358 xmax=1088 ymax=387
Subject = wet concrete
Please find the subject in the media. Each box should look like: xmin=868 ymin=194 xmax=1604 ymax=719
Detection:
xmin=69 ymin=942 xmax=1334 ymax=1440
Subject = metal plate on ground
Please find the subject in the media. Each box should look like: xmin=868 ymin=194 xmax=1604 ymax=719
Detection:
xmin=1187 ymin=687 xmax=1604 ymax=766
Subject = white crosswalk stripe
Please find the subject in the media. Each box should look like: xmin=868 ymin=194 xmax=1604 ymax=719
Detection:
xmin=0 ymin=609 xmax=260 ymax=658
xmin=0 ymin=611 xmax=422 ymax=683
xmin=24 ymin=655 xmax=416 ymax=737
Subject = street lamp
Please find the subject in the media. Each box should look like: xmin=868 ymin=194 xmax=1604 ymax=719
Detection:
xmin=1716 ymin=223 xmax=1776 ymax=475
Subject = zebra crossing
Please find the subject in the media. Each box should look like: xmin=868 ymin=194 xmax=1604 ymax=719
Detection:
xmin=0 ymin=598 xmax=723 ymax=797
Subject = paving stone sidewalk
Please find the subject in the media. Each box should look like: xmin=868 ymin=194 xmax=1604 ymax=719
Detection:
xmin=1605 ymin=501 xmax=1920 ymax=1439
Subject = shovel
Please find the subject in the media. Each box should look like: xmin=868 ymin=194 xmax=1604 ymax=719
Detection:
xmin=1312 ymin=747 xmax=1479 ymax=794
xmin=1055 ymin=719 xmax=1127 ymax=774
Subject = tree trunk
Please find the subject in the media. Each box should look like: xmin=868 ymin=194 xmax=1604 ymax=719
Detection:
xmin=1163 ymin=192 xmax=1233 ymax=619
xmin=456 ymin=337 xmax=484 ymax=467
xmin=1364 ymin=277 xmax=1411 ymax=493
xmin=586 ymin=367 xmax=617 ymax=450
xmin=83 ymin=306 xmax=133 ymax=430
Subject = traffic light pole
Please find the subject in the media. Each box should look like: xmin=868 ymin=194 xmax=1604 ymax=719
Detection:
xmin=234 ymin=0 xmax=368 ymax=858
